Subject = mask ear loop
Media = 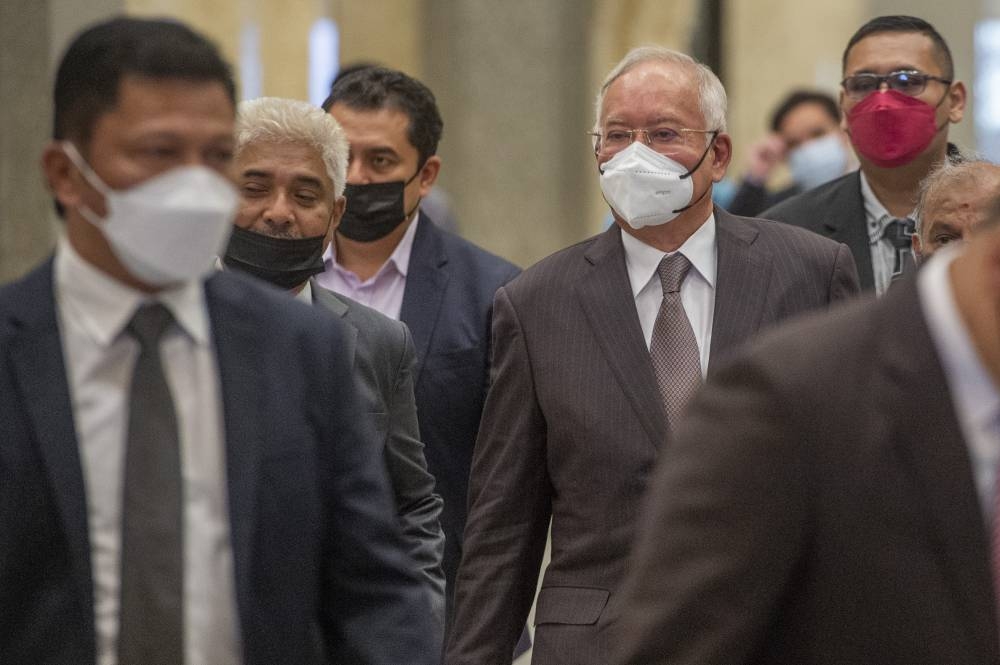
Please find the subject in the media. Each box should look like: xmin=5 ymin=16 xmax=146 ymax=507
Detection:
xmin=672 ymin=131 xmax=719 ymax=214
xmin=403 ymin=159 xmax=427 ymax=220
xmin=61 ymin=142 xmax=113 ymax=197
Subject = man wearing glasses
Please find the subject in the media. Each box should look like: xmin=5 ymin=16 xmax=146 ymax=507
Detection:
xmin=764 ymin=15 xmax=967 ymax=294
xmin=445 ymin=46 xmax=858 ymax=665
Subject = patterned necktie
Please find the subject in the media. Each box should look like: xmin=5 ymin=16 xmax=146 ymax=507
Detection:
xmin=882 ymin=218 xmax=916 ymax=278
xmin=650 ymin=254 xmax=702 ymax=431
xmin=118 ymin=303 xmax=184 ymax=665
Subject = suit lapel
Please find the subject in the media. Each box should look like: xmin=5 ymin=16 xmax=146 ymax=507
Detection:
xmin=399 ymin=219 xmax=449 ymax=381
xmin=310 ymin=280 xmax=358 ymax=361
xmin=6 ymin=259 xmax=94 ymax=617
xmin=204 ymin=275 xmax=266 ymax=621
xmin=577 ymin=226 xmax=668 ymax=449
xmin=709 ymin=208 xmax=770 ymax=368
xmin=822 ymin=171 xmax=874 ymax=289
xmin=879 ymin=280 xmax=998 ymax=657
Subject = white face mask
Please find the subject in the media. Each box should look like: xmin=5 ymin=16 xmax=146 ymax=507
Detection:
xmin=787 ymin=133 xmax=849 ymax=191
xmin=598 ymin=140 xmax=713 ymax=229
xmin=62 ymin=142 xmax=238 ymax=286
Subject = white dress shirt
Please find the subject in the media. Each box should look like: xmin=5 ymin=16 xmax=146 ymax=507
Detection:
xmin=860 ymin=171 xmax=917 ymax=297
xmin=54 ymin=236 xmax=242 ymax=665
xmin=919 ymin=244 xmax=1000 ymax=526
xmin=316 ymin=212 xmax=421 ymax=320
xmin=620 ymin=215 xmax=717 ymax=376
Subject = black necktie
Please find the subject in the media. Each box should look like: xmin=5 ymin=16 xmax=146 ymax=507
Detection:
xmin=882 ymin=218 xmax=916 ymax=277
xmin=118 ymin=303 xmax=184 ymax=665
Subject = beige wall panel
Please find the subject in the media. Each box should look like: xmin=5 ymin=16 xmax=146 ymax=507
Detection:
xmin=333 ymin=0 xmax=423 ymax=77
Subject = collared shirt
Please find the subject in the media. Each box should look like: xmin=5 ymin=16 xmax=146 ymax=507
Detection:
xmin=621 ymin=214 xmax=717 ymax=376
xmin=315 ymin=212 xmax=421 ymax=320
xmin=919 ymin=244 xmax=1000 ymax=526
xmin=54 ymin=236 xmax=242 ymax=665
xmin=860 ymin=171 xmax=917 ymax=296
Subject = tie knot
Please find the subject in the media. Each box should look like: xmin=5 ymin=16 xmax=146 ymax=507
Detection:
xmin=882 ymin=218 xmax=915 ymax=249
xmin=127 ymin=303 xmax=174 ymax=347
xmin=657 ymin=253 xmax=691 ymax=294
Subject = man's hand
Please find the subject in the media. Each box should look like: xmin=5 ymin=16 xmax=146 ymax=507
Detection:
xmin=744 ymin=133 xmax=787 ymax=184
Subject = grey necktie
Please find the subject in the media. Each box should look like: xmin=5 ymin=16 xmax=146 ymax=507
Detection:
xmin=650 ymin=254 xmax=702 ymax=430
xmin=118 ymin=303 xmax=184 ymax=665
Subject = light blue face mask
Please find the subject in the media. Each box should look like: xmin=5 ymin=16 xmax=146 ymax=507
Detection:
xmin=787 ymin=133 xmax=849 ymax=192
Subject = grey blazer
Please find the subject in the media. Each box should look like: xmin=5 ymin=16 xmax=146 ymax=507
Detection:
xmin=445 ymin=208 xmax=860 ymax=665
xmin=311 ymin=280 xmax=446 ymax=637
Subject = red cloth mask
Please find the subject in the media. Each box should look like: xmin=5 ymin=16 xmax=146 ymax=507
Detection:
xmin=847 ymin=89 xmax=942 ymax=168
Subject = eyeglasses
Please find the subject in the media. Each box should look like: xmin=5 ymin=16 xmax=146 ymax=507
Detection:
xmin=841 ymin=70 xmax=951 ymax=100
xmin=588 ymin=126 xmax=718 ymax=153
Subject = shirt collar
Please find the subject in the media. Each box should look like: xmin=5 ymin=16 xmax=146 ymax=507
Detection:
xmin=918 ymin=243 xmax=1000 ymax=430
xmin=860 ymin=170 xmax=915 ymax=244
xmin=324 ymin=211 xmax=421 ymax=280
xmin=620 ymin=213 xmax=718 ymax=299
xmin=296 ymin=279 xmax=313 ymax=304
xmin=55 ymin=234 xmax=212 ymax=347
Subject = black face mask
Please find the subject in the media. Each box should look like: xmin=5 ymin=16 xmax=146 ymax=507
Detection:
xmin=222 ymin=225 xmax=326 ymax=291
xmin=338 ymin=168 xmax=422 ymax=242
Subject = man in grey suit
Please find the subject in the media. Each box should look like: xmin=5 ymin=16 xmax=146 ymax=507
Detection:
xmin=221 ymin=97 xmax=446 ymax=638
xmin=445 ymin=46 xmax=860 ymax=665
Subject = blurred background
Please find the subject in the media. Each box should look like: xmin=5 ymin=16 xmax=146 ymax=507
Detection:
xmin=2 ymin=0 xmax=998 ymax=284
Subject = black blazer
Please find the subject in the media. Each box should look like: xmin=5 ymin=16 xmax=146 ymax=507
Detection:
xmin=445 ymin=209 xmax=860 ymax=665
xmin=614 ymin=276 xmax=999 ymax=664
xmin=761 ymin=170 xmax=874 ymax=289
xmin=310 ymin=281 xmax=446 ymax=637
xmin=398 ymin=215 xmax=520 ymax=610
xmin=0 ymin=262 xmax=438 ymax=664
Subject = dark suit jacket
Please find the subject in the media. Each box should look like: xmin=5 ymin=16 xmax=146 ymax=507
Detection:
xmin=399 ymin=214 xmax=520 ymax=613
xmin=761 ymin=170 xmax=874 ymax=289
xmin=726 ymin=179 xmax=800 ymax=218
xmin=0 ymin=261 xmax=437 ymax=665
xmin=310 ymin=280 xmax=446 ymax=636
xmin=613 ymin=275 xmax=999 ymax=665
xmin=444 ymin=208 xmax=860 ymax=665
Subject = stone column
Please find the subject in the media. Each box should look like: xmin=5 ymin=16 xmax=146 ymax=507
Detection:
xmin=0 ymin=0 xmax=55 ymax=284
xmin=424 ymin=0 xmax=595 ymax=268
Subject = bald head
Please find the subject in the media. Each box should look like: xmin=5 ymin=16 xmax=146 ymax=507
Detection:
xmin=913 ymin=159 xmax=1000 ymax=259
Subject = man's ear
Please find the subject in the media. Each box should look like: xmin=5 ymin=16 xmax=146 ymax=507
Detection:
xmin=417 ymin=155 xmax=441 ymax=197
xmin=710 ymin=133 xmax=733 ymax=183
xmin=946 ymin=81 xmax=967 ymax=124
xmin=911 ymin=231 xmax=924 ymax=261
xmin=42 ymin=141 xmax=84 ymax=213
xmin=325 ymin=195 xmax=346 ymax=250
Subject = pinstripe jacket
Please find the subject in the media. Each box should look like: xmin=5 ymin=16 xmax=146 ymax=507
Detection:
xmin=445 ymin=207 xmax=860 ymax=665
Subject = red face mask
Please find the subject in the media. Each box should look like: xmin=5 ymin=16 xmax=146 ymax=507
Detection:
xmin=846 ymin=89 xmax=943 ymax=168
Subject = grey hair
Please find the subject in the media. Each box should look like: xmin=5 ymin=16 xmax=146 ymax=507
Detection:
xmin=914 ymin=156 xmax=1000 ymax=234
xmin=235 ymin=97 xmax=349 ymax=198
xmin=593 ymin=45 xmax=728 ymax=138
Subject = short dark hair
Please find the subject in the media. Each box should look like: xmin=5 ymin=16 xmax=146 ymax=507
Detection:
xmin=322 ymin=66 xmax=443 ymax=166
xmin=53 ymin=16 xmax=236 ymax=150
xmin=842 ymin=15 xmax=953 ymax=80
xmin=770 ymin=90 xmax=840 ymax=132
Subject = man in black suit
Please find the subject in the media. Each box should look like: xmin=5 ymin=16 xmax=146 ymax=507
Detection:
xmin=0 ymin=17 xmax=436 ymax=664
xmin=613 ymin=174 xmax=1000 ymax=665
xmin=221 ymin=96 xmax=446 ymax=637
xmin=318 ymin=67 xmax=521 ymax=619
xmin=445 ymin=46 xmax=859 ymax=665
xmin=763 ymin=15 xmax=967 ymax=294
